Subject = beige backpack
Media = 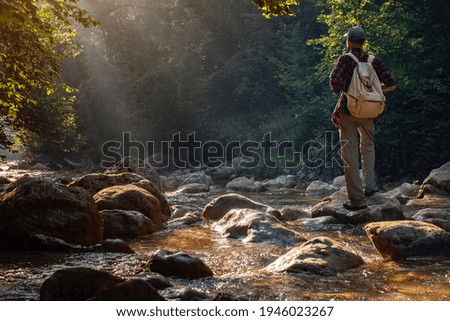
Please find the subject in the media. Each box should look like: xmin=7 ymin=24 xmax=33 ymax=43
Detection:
xmin=345 ymin=53 xmax=386 ymax=118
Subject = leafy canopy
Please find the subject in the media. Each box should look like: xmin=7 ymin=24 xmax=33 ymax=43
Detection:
xmin=252 ymin=0 xmax=299 ymax=18
xmin=0 ymin=0 xmax=98 ymax=149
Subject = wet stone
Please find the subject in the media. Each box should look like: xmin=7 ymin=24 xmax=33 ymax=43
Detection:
xmin=145 ymin=249 xmax=213 ymax=279
xmin=266 ymin=237 xmax=364 ymax=276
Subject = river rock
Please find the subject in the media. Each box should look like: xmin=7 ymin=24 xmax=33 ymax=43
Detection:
xmin=385 ymin=183 xmax=420 ymax=204
xmin=170 ymin=205 xmax=189 ymax=219
xmin=261 ymin=175 xmax=297 ymax=189
xmin=174 ymin=183 xmax=210 ymax=194
xmin=0 ymin=177 xmax=103 ymax=246
xmin=306 ymin=180 xmax=339 ymax=197
xmin=266 ymin=237 xmax=364 ymax=276
xmin=280 ymin=206 xmax=310 ymax=221
xmin=225 ymin=177 xmax=264 ymax=192
xmin=102 ymin=209 xmax=157 ymax=238
xmin=332 ymin=171 xmax=363 ymax=188
xmin=0 ymin=234 xmax=75 ymax=251
xmin=105 ymin=156 xmax=161 ymax=189
xmin=68 ymin=172 xmax=171 ymax=221
xmin=417 ymin=161 xmax=450 ymax=198
xmin=412 ymin=208 xmax=450 ymax=222
xmin=145 ymin=249 xmax=213 ymax=279
xmin=29 ymin=162 xmax=50 ymax=171
xmin=160 ymin=174 xmax=188 ymax=191
xmin=365 ymin=221 xmax=450 ymax=260
xmin=94 ymin=185 xmax=163 ymax=226
xmin=311 ymin=187 xmax=404 ymax=224
xmin=95 ymin=279 xmax=165 ymax=301
xmin=301 ymin=216 xmax=337 ymax=227
xmin=179 ymin=171 xmax=213 ymax=187
xmin=40 ymin=267 xmax=124 ymax=300
xmin=167 ymin=212 xmax=201 ymax=227
xmin=412 ymin=208 xmax=450 ymax=232
xmin=131 ymin=273 xmax=172 ymax=290
xmin=424 ymin=218 xmax=450 ymax=232
xmin=207 ymin=166 xmax=237 ymax=181
xmin=40 ymin=267 xmax=164 ymax=301
xmin=213 ymin=209 xmax=305 ymax=246
xmin=93 ymin=239 xmax=135 ymax=254
xmin=202 ymin=193 xmax=280 ymax=221
xmin=262 ymin=175 xmax=291 ymax=189
xmin=0 ymin=176 xmax=10 ymax=185
xmin=162 ymin=288 xmax=210 ymax=301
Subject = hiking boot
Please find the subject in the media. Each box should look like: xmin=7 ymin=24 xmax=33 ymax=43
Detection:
xmin=343 ymin=200 xmax=367 ymax=211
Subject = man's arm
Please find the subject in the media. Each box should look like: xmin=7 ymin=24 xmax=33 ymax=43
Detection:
xmin=329 ymin=56 xmax=346 ymax=94
xmin=373 ymin=57 xmax=396 ymax=91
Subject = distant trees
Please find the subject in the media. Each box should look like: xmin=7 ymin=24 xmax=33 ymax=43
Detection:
xmin=1 ymin=0 xmax=448 ymax=180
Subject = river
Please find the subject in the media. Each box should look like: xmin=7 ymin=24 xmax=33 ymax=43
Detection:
xmin=0 ymin=169 xmax=449 ymax=301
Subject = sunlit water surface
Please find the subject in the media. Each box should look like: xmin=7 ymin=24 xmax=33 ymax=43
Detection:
xmin=0 ymin=169 xmax=449 ymax=300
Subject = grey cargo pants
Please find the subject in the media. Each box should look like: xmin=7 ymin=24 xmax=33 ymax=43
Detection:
xmin=338 ymin=112 xmax=377 ymax=203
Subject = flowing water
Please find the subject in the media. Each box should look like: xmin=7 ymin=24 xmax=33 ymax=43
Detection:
xmin=0 ymin=168 xmax=449 ymax=301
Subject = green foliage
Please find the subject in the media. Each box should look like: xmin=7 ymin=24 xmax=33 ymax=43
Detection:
xmin=251 ymin=0 xmax=299 ymax=18
xmin=0 ymin=0 xmax=98 ymax=151
xmin=18 ymin=91 xmax=85 ymax=160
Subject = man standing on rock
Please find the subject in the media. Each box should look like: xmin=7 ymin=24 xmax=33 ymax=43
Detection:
xmin=329 ymin=26 xmax=396 ymax=211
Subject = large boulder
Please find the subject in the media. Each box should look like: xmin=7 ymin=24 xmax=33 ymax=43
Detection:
xmin=365 ymin=221 xmax=450 ymax=260
xmin=0 ymin=177 xmax=103 ymax=246
xmin=213 ymin=209 xmax=305 ymax=246
xmin=105 ymin=156 xmax=161 ymax=189
xmin=202 ymin=193 xmax=280 ymax=221
xmin=40 ymin=267 xmax=123 ymax=300
xmin=40 ymin=268 xmax=164 ymax=301
xmin=145 ymin=249 xmax=213 ymax=279
xmin=311 ymin=187 xmax=404 ymax=224
xmin=417 ymin=161 xmax=450 ymax=198
xmin=101 ymin=210 xmax=157 ymax=238
xmin=68 ymin=172 xmax=170 ymax=221
xmin=306 ymin=180 xmax=339 ymax=197
xmin=94 ymin=185 xmax=163 ymax=226
xmin=225 ymin=177 xmax=264 ymax=192
xmin=266 ymin=237 xmax=364 ymax=276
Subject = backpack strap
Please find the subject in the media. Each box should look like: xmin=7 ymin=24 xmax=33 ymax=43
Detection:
xmin=345 ymin=53 xmax=360 ymax=63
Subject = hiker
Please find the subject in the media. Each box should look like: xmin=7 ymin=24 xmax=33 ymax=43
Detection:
xmin=329 ymin=26 xmax=396 ymax=211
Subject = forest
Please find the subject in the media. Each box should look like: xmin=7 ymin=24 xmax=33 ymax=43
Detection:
xmin=1 ymin=0 xmax=450 ymax=181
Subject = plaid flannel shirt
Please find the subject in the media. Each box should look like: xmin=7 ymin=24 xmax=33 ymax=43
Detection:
xmin=329 ymin=48 xmax=395 ymax=127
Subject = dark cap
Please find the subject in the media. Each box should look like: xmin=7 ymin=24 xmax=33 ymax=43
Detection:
xmin=344 ymin=26 xmax=366 ymax=43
